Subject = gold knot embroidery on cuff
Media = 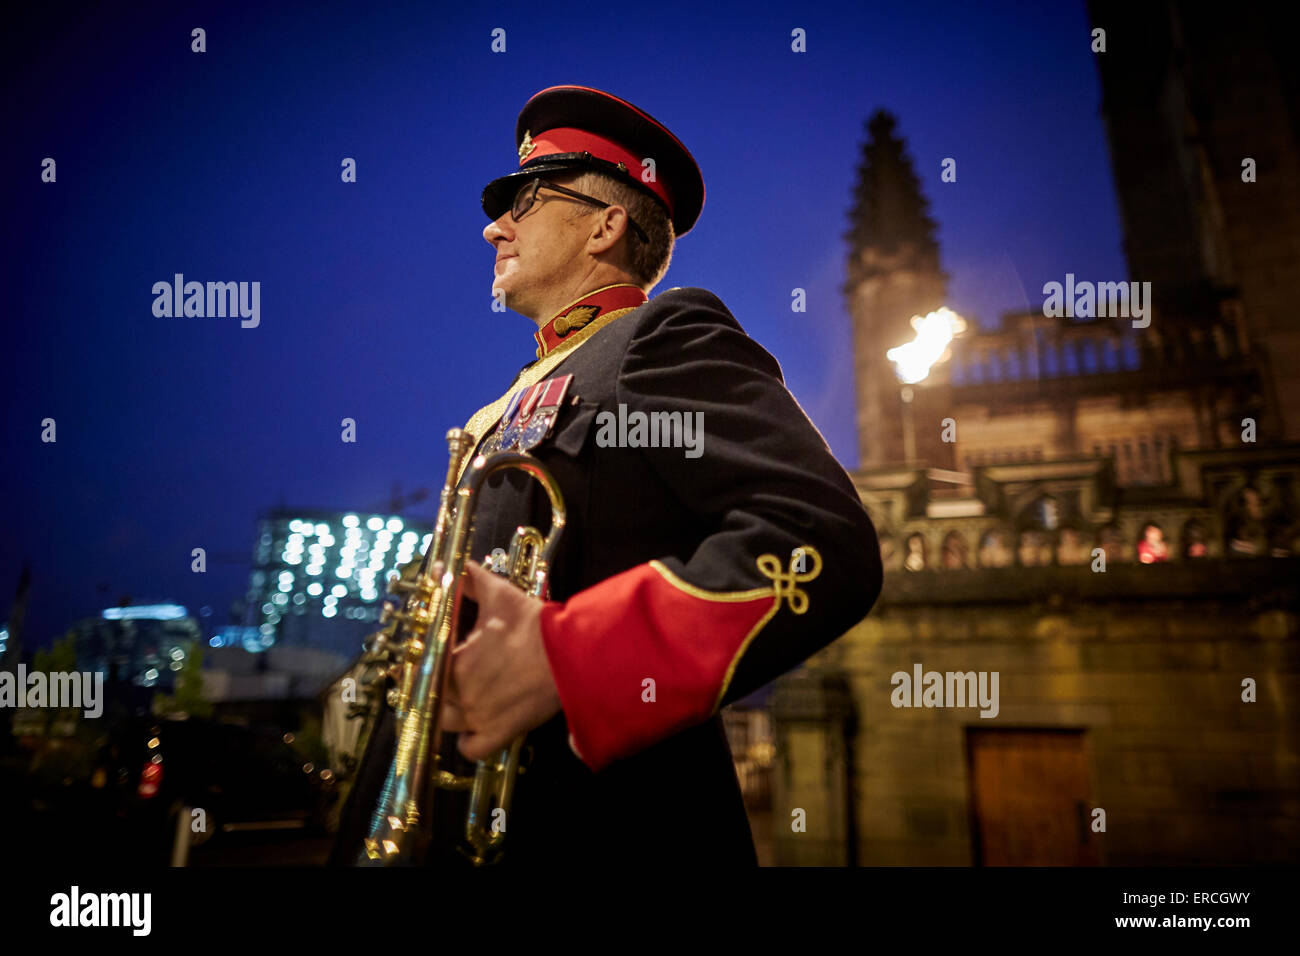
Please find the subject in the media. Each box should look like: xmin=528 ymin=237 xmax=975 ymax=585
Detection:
xmin=756 ymin=545 xmax=823 ymax=614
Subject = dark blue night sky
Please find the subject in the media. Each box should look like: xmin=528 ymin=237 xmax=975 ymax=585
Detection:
xmin=2 ymin=0 xmax=1125 ymax=647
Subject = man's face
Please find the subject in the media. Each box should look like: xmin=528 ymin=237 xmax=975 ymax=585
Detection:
xmin=482 ymin=174 xmax=593 ymax=320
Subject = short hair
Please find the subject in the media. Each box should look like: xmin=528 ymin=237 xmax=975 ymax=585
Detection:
xmin=557 ymin=170 xmax=675 ymax=291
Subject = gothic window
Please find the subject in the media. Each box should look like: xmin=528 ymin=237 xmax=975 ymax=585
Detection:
xmin=1121 ymin=335 xmax=1141 ymax=370
xmin=1098 ymin=525 xmax=1129 ymax=564
xmin=1032 ymin=495 xmax=1061 ymax=530
xmin=1181 ymin=519 xmax=1208 ymax=559
xmin=1266 ymin=476 xmax=1299 ymax=557
xmin=1005 ymin=347 xmax=1021 ymax=380
xmin=941 ymin=531 xmax=968 ymax=570
xmin=1062 ymin=342 xmax=1080 ymax=376
xmin=986 ymin=351 xmax=1002 ymax=383
xmin=1271 ymin=523 xmax=1300 ymax=558
xmin=951 ymin=356 xmax=965 ymax=386
xmin=879 ymin=534 xmax=899 ymax=571
xmin=1081 ymin=340 xmax=1099 ymax=373
xmin=978 ymin=529 xmax=1014 ymax=568
xmin=1211 ymin=325 xmax=1230 ymax=359
xmin=1018 ymin=530 xmax=1053 ymax=567
xmin=1137 ymin=522 xmax=1169 ymax=563
xmin=1057 ymin=527 xmax=1091 ymax=565
xmin=903 ymin=533 xmax=927 ymax=572
xmin=1101 ymin=338 xmax=1120 ymax=372
xmin=1226 ymin=487 xmax=1267 ymax=557
xmin=1043 ymin=343 xmax=1060 ymax=377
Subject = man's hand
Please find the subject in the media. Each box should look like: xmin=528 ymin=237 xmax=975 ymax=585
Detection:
xmin=441 ymin=560 xmax=563 ymax=762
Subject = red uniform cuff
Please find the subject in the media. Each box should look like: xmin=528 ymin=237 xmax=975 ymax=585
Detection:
xmin=539 ymin=561 xmax=775 ymax=772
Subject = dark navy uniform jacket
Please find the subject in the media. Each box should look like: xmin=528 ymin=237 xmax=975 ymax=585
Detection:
xmin=333 ymin=283 xmax=882 ymax=867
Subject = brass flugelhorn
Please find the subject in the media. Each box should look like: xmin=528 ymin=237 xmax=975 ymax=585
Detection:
xmin=358 ymin=427 xmax=565 ymax=866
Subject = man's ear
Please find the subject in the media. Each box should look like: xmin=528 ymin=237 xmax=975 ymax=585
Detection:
xmin=591 ymin=206 xmax=627 ymax=255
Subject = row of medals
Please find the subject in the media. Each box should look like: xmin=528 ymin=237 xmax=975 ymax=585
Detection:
xmin=477 ymin=404 xmax=559 ymax=455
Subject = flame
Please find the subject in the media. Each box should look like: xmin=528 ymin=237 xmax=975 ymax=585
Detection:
xmin=886 ymin=307 xmax=967 ymax=384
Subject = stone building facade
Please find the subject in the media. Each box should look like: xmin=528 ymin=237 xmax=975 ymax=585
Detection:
xmin=750 ymin=1 xmax=1300 ymax=865
xmin=792 ymin=450 xmax=1299 ymax=866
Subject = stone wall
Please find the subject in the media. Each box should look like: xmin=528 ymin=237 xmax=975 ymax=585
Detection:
xmin=772 ymin=560 xmax=1298 ymax=864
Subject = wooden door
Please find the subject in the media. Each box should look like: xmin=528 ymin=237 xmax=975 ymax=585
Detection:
xmin=967 ymin=729 xmax=1100 ymax=865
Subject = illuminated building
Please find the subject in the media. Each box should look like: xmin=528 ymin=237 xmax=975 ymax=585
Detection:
xmin=237 ymin=509 xmax=433 ymax=659
xmin=70 ymin=603 xmax=201 ymax=691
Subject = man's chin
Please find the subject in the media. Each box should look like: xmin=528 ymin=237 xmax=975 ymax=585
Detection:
xmin=492 ymin=282 xmax=531 ymax=317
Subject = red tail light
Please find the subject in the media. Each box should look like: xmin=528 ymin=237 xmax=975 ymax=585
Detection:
xmin=137 ymin=760 xmax=163 ymax=799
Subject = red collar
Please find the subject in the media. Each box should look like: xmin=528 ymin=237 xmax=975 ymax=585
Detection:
xmin=534 ymin=284 xmax=648 ymax=358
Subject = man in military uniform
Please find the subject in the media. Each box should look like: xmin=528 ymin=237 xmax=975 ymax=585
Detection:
xmin=332 ymin=85 xmax=882 ymax=867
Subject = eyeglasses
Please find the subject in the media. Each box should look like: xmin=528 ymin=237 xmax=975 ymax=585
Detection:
xmin=510 ymin=178 xmax=649 ymax=243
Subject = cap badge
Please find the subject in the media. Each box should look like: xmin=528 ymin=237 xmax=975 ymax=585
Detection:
xmin=518 ymin=130 xmax=537 ymax=161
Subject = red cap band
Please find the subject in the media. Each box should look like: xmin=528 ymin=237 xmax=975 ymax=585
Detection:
xmin=526 ymin=127 xmax=673 ymax=214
